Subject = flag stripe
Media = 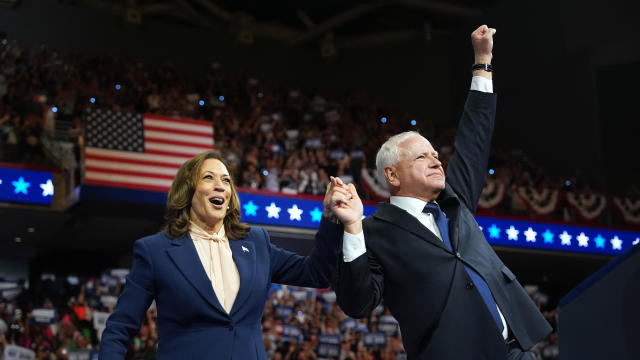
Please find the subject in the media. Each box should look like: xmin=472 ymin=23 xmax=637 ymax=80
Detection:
xmin=144 ymin=133 xmax=214 ymax=147
xmin=144 ymin=114 xmax=213 ymax=127
xmin=85 ymin=166 xmax=176 ymax=181
xmin=86 ymin=170 xmax=173 ymax=187
xmin=86 ymin=159 xmax=179 ymax=177
xmin=144 ymin=118 xmax=212 ymax=134
xmin=145 ymin=130 xmax=214 ymax=145
xmin=85 ymin=147 xmax=191 ymax=166
xmin=144 ymin=125 xmax=214 ymax=138
xmin=145 ymin=142 xmax=212 ymax=156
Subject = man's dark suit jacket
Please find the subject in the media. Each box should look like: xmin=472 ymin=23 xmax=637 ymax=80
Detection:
xmin=334 ymin=91 xmax=552 ymax=359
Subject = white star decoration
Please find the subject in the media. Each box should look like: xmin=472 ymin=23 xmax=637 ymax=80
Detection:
xmin=265 ymin=202 xmax=281 ymax=219
xmin=287 ymin=204 xmax=304 ymax=221
xmin=524 ymin=227 xmax=537 ymax=242
xmin=633 ymin=238 xmax=639 ymax=246
xmin=610 ymin=236 xmax=623 ymax=251
xmin=576 ymin=232 xmax=589 ymax=247
xmin=40 ymin=179 xmax=54 ymax=197
xmin=560 ymin=231 xmax=572 ymax=246
xmin=506 ymin=226 xmax=519 ymax=240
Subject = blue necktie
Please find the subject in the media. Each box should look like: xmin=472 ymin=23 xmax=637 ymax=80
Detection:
xmin=423 ymin=202 xmax=504 ymax=332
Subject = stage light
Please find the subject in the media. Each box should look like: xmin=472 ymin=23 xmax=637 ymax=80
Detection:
xmin=565 ymin=180 xmax=572 ymax=187
xmin=489 ymin=169 xmax=495 ymax=175
xmin=263 ymin=170 xmax=269 ymax=176
xmin=380 ymin=117 xmax=387 ymax=124
xmin=115 ymin=84 xmax=121 ymax=90
xmin=410 ymin=120 xmax=417 ymax=126
xmin=199 ymin=100 xmax=205 ymax=106
xmin=51 ymin=107 xmax=58 ymax=113
xmin=90 ymin=97 xmax=96 ymax=104
xmin=218 ymin=95 xmax=225 ymax=101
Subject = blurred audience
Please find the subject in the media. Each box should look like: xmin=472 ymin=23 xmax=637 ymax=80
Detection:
xmin=0 ymin=274 xmax=560 ymax=359
xmin=0 ymin=37 xmax=637 ymax=228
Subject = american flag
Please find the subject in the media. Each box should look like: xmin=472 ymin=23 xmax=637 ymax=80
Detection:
xmin=85 ymin=109 xmax=214 ymax=192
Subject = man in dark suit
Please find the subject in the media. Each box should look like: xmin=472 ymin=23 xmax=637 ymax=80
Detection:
xmin=333 ymin=25 xmax=552 ymax=360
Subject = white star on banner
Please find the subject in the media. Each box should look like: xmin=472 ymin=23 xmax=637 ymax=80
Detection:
xmin=610 ymin=236 xmax=623 ymax=251
xmin=576 ymin=232 xmax=589 ymax=247
xmin=287 ymin=204 xmax=304 ymax=221
xmin=40 ymin=179 xmax=54 ymax=197
xmin=265 ymin=202 xmax=281 ymax=219
xmin=524 ymin=227 xmax=537 ymax=242
xmin=560 ymin=231 xmax=572 ymax=246
xmin=506 ymin=226 xmax=519 ymax=240
xmin=633 ymin=238 xmax=639 ymax=246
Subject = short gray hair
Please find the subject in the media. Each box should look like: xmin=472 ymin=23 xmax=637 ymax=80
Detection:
xmin=375 ymin=131 xmax=426 ymax=183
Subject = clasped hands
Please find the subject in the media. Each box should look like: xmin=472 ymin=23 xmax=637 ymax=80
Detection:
xmin=322 ymin=176 xmax=363 ymax=235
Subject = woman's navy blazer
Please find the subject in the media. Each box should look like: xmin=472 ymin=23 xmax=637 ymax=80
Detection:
xmin=99 ymin=218 xmax=341 ymax=359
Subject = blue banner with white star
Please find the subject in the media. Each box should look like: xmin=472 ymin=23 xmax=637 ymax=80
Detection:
xmin=0 ymin=167 xmax=54 ymax=205
xmin=238 ymin=192 xmax=377 ymax=229
xmin=79 ymin=184 xmax=640 ymax=256
xmin=477 ymin=217 xmax=637 ymax=256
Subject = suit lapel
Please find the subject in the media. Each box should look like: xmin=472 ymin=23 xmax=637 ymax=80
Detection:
xmin=228 ymin=239 xmax=256 ymax=316
xmin=373 ymin=203 xmax=450 ymax=252
xmin=166 ymin=234 xmax=228 ymax=316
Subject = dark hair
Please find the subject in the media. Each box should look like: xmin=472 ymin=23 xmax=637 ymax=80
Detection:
xmin=163 ymin=151 xmax=250 ymax=239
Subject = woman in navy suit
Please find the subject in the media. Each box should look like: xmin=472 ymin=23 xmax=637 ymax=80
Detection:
xmin=99 ymin=150 xmax=362 ymax=359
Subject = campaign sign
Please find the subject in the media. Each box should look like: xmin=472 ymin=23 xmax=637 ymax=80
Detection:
xmin=317 ymin=334 xmax=341 ymax=358
xmin=110 ymin=269 xmax=130 ymax=283
xmin=355 ymin=322 xmax=369 ymax=333
xmin=281 ymin=324 xmax=301 ymax=341
xmin=93 ymin=311 xmax=111 ymax=341
xmin=68 ymin=350 xmax=99 ymax=360
xmin=339 ymin=318 xmax=356 ymax=331
xmin=275 ymin=306 xmax=293 ymax=319
xmin=31 ymin=307 xmax=56 ymax=324
xmin=3 ymin=344 xmax=35 ymax=360
xmin=100 ymin=295 xmax=118 ymax=309
xmin=378 ymin=315 xmax=399 ymax=337
xmin=320 ymin=291 xmax=336 ymax=303
xmin=290 ymin=290 xmax=308 ymax=301
xmin=363 ymin=331 xmax=387 ymax=348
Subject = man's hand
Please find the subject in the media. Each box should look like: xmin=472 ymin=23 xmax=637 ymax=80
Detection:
xmin=322 ymin=177 xmax=363 ymax=234
xmin=471 ymin=25 xmax=496 ymax=64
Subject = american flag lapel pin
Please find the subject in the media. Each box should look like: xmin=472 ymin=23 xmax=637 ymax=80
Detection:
xmin=242 ymin=246 xmax=249 ymax=253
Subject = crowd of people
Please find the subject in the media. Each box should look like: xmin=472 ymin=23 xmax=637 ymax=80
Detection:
xmin=1 ymin=36 xmax=636 ymax=227
xmin=0 ymin=274 xmax=560 ymax=360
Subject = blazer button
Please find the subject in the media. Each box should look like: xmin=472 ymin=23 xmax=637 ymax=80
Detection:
xmin=455 ymin=252 xmax=462 ymax=259
xmin=465 ymin=282 xmax=474 ymax=290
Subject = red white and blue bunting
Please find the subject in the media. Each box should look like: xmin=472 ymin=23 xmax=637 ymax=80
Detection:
xmin=478 ymin=179 xmax=507 ymax=210
xmin=361 ymin=168 xmax=390 ymax=201
xmin=566 ymin=192 xmax=607 ymax=221
xmin=515 ymin=186 xmax=560 ymax=216
xmin=611 ymin=197 xmax=640 ymax=225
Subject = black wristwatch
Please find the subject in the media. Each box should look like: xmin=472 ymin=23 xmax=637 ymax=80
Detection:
xmin=472 ymin=63 xmax=493 ymax=72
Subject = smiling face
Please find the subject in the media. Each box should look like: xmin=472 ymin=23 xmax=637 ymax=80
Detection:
xmin=189 ymin=158 xmax=232 ymax=233
xmin=385 ymin=135 xmax=445 ymax=202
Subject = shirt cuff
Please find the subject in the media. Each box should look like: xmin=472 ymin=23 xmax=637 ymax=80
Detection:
xmin=342 ymin=231 xmax=366 ymax=262
xmin=471 ymin=76 xmax=493 ymax=93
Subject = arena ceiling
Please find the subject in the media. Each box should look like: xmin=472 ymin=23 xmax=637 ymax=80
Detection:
xmin=75 ymin=0 xmax=495 ymax=47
